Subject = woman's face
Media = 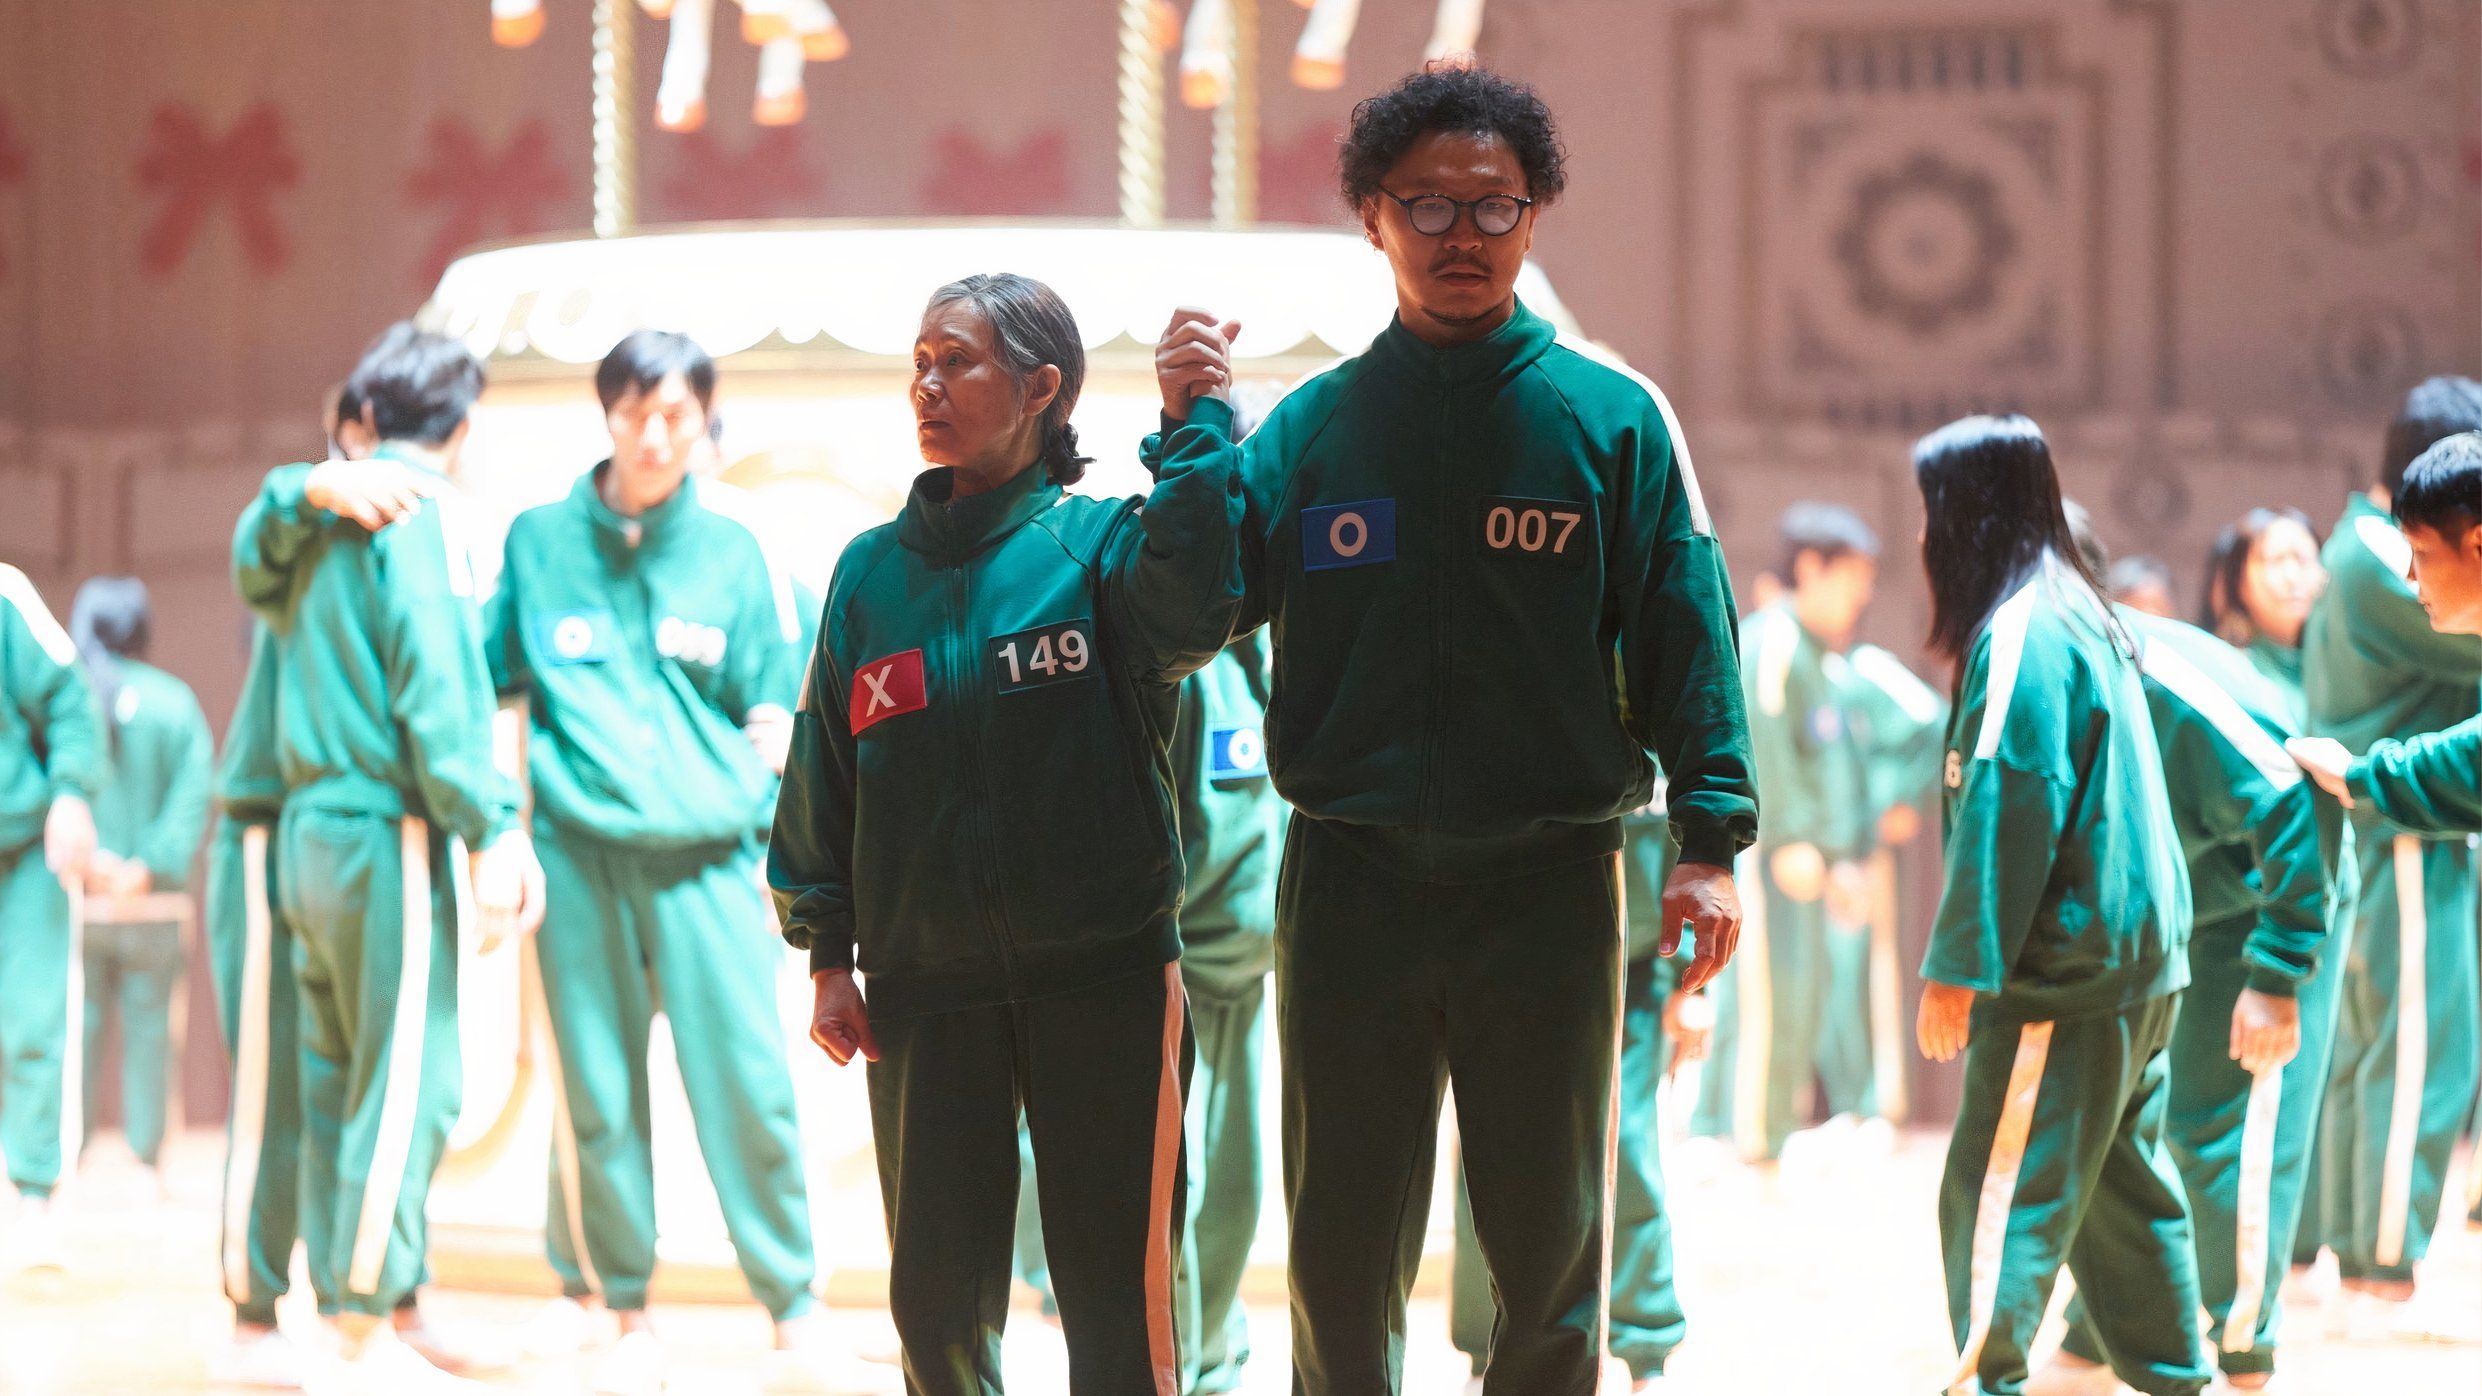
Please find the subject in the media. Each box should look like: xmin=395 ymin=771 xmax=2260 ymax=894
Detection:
xmin=2239 ymin=517 xmax=2324 ymax=647
xmin=911 ymin=301 xmax=1052 ymax=474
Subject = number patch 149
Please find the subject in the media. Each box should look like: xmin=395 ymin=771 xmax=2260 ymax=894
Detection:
xmin=990 ymin=619 xmax=1097 ymax=694
xmin=1479 ymin=497 xmax=1590 ymax=566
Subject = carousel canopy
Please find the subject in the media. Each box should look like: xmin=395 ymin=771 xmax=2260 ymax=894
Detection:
xmin=419 ymin=218 xmax=1582 ymax=376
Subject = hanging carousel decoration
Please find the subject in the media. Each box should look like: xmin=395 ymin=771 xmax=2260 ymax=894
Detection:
xmin=489 ymin=0 xmax=848 ymax=131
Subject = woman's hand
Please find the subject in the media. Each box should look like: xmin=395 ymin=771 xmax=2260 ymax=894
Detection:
xmin=2230 ymin=988 xmax=2301 ymax=1075
xmin=1154 ymin=307 xmax=1242 ymax=420
xmin=1916 ymin=980 xmax=1976 ymax=1063
xmin=2283 ymin=737 xmax=2353 ymax=808
xmin=810 ymin=968 xmax=880 ymax=1066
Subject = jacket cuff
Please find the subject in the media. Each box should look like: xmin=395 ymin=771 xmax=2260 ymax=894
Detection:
xmin=1674 ymin=820 xmax=1740 ymax=871
xmin=2344 ymin=759 xmax=2378 ymax=812
xmin=807 ymin=931 xmax=856 ymax=975
xmin=2244 ymin=965 xmax=2302 ymax=999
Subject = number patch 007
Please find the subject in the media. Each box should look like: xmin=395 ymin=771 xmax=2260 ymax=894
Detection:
xmin=989 ymin=619 xmax=1097 ymax=694
xmin=1478 ymin=497 xmax=1590 ymax=566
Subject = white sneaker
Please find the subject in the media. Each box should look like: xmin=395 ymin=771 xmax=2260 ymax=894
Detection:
xmin=588 ymin=1330 xmax=668 ymax=1396
xmin=208 ymin=1329 xmax=309 ymax=1390
xmin=311 ymin=1328 xmax=485 ymax=1396
xmin=2344 ymin=1287 xmax=2482 ymax=1345
xmin=2024 ymin=1353 xmax=2123 ymax=1396
xmin=767 ymin=1316 xmax=896 ymax=1394
xmin=7 ymin=1193 xmax=64 ymax=1274
xmin=521 ymin=1296 xmax=618 ymax=1358
xmin=395 ymin=1314 xmax=518 ymax=1376
xmin=1853 ymin=1114 xmax=1898 ymax=1155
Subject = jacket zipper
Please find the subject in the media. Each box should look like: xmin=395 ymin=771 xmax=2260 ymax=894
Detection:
xmin=948 ymin=564 xmax=1022 ymax=986
xmin=1417 ymin=382 xmax=1455 ymax=858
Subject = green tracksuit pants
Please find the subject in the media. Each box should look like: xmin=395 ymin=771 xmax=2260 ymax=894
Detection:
xmin=2316 ymin=831 xmax=2480 ymax=1283
xmin=81 ymin=918 xmax=182 ymax=1166
xmin=869 ymin=962 xmax=1191 ymax=1396
xmin=206 ymin=817 xmax=327 ymax=1325
xmin=1014 ymin=970 xmax=1267 ymax=1396
xmin=279 ymin=802 xmax=464 ymax=1318
xmin=1817 ymin=911 xmax=1876 ymax=1120
xmin=1938 ymin=995 xmax=2208 ymax=1396
xmin=2062 ymin=914 xmax=2353 ymax=1377
xmin=1450 ymin=949 xmax=1686 ymax=1382
xmin=1174 ymin=972 xmax=1266 ymax=1395
xmin=1691 ymin=846 xmax=1825 ymax=1160
xmin=536 ymin=830 xmax=816 ymax=1319
xmin=1 ymin=842 xmax=74 ymax=1199
xmin=1279 ymin=816 xmax=1622 ymax=1396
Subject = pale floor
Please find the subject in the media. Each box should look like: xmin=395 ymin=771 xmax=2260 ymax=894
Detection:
xmin=3 ymin=1126 xmax=2478 ymax=1395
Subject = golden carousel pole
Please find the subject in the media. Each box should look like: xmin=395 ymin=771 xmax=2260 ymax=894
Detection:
xmin=1117 ymin=0 xmax=1168 ymax=226
xmin=1211 ymin=0 xmax=1259 ymax=227
xmin=592 ymin=0 xmax=639 ymax=236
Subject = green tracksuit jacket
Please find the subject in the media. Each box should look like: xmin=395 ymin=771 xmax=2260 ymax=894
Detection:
xmin=1141 ymin=299 xmax=1757 ymax=877
xmin=770 ymin=399 xmax=1245 ymax=1017
xmin=0 ymin=563 xmax=103 ymax=1199
xmin=489 ymin=468 xmax=800 ymax=848
xmin=2301 ymin=491 xmax=2481 ymax=1280
xmin=2245 ymin=638 xmax=2308 ymax=729
xmin=235 ymin=451 xmax=517 ymax=1315
xmin=2350 ymin=714 xmax=2482 ymax=835
xmin=81 ymin=655 xmax=214 ymax=1166
xmin=2058 ymin=613 xmax=2340 ymax=1374
xmin=1930 ymin=562 xmax=2205 ymax=1396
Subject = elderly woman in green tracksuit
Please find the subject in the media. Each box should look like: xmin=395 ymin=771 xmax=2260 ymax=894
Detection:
xmin=69 ymin=577 xmax=213 ymax=1176
xmin=770 ymin=274 xmax=1244 ymax=1396
xmin=2038 ymin=604 xmax=2342 ymax=1392
xmin=1910 ymin=415 xmax=2209 ymax=1396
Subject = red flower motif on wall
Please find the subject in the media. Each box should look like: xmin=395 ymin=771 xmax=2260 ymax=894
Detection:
xmin=0 ymin=107 xmax=25 ymax=278
xmin=919 ymin=128 xmax=1071 ymax=215
xmin=135 ymin=102 xmax=300 ymax=276
xmin=655 ymin=127 xmax=825 ymax=222
xmin=405 ymin=118 xmax=570 ymax=285
xmin=1261 ymin=122 xmax=1345 ymax=227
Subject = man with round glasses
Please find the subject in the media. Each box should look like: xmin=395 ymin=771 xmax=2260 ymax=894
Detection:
xmin=1143 ymin=63 xmax=1754 ymax=1395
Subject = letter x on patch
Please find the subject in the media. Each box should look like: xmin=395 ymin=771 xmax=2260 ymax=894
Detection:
xmin=851 ymin=649 xmax=928 ymax=734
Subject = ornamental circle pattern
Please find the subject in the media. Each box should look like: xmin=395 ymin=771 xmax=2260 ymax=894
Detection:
xmin=2316 ymin=0 xmax=2422 ymax=80
xmin=2316 ymin=134 xmax=2423 ymax=244
xmin=1832 ymin=151 xmax=2019 ymax=338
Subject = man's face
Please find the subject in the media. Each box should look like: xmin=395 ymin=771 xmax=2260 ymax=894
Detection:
xmin=2405 ymin=520 xmax=2482 ymax=635
xmin=605 ymin=372 xmax=707 ymax=503
xmin=1361 ymin=129 xmax=1535 ymax=341
xmin=1794 ymin=549 xmax=1878 ymax=644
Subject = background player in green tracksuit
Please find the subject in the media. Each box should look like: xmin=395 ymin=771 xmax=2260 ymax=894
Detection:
xmin=1164 ymin=632 xmax=1281 ymax=1395
xmin=2042 ymin=598 xmax=2339 ymax=1393
xmin=0 ymin=561 xmax=100 ymax=1266
xmin=67 ymin=577 xmax=212 ymax=1178
xmin=772 ymin=274 xmax=1245 ymax=1396
xmin=234 ymin=324 xmax=544 ymax=1383
xmin=2292 ymin=432 xmax=2482 ymax=1241
xmin=2202 ymin=508 xmax=2326 ymax=728
xmin=1450 ymin=785 xmax=1704 ymax=1392
xmin=1694 ymin=504 xmax=1874 ymax=1163
xmin=1822 ymin=640 xmax=1948 ymax=1132
xmin=2299 ymin=380 xmax=2482 ymax=1328
xmin=1910 ymin=416 xmax=2208 ymax=1396
xmin=1145 ymin=68 xmax=1754 ymax=1396
xmin=489 ymin=330 xmax=831 ymax=1387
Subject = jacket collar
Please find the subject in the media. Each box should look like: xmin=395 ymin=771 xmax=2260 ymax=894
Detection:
xmin=896 ymin=462 xmax=1061 ymax=564
xmin=570 ymin=462 xmax=696 ymax=551
xmin=1371 ymin=297 xmax=1556 ymax=390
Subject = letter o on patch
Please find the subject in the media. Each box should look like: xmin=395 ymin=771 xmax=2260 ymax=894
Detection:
xmin=1329 ymin=512 xmax=1367 ymax=559
xmin=553 ymin=615 xmax=594 ymax=659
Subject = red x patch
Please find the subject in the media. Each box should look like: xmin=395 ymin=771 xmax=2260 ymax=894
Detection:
xmin=850 ymin=649 xmax=927 ymax=734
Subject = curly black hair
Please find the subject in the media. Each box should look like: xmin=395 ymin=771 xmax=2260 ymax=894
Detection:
xmin=1338 ymin=64 xmax=1568 ymax=211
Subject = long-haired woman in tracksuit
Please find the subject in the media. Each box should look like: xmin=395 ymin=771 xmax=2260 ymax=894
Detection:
xmin=1910 ymin=414 xmax=2212 ymax=1396
xmin=769 ymin=275 xmax=1244 ymax=1396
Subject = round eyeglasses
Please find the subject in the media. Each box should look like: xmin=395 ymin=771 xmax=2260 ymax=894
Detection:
xmin=1380 ymin=189 xmax=1534 ymax=238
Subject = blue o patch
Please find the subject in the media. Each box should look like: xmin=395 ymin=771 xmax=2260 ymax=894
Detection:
xmin=1810 ymin=705 xmax=1844 ymax=744
xmin=1301 ymin=499 xmax=1397 ymax=572
xmin=531 ymin=608 xmax=615 ymax=665
xmin=1209 ymin=725 xmax=1268 ymax=780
